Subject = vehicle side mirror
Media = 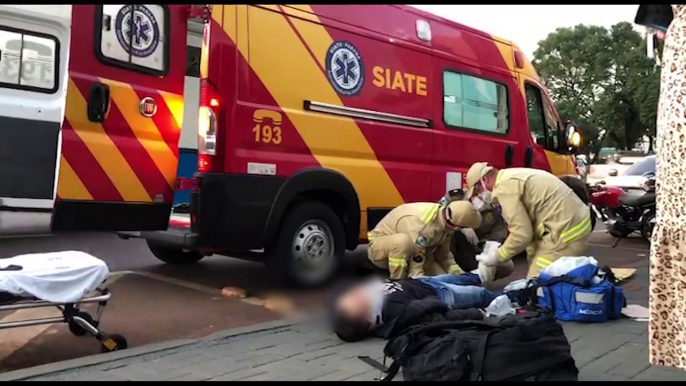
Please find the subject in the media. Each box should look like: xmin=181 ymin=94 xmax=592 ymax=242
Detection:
xmin=608 ymin=169 xmax=618 ymax=177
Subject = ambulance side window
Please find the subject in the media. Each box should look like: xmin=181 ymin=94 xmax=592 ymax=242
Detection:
xmin=0 ymin=28 xmax=58 ymax=93
xmin=525 ymin=84 xmax=547 ymax=147
xmin=95 ymin=5 xmax=169 ymax=76
xmin=542 ymin=97 xmax=560 ymax=150
xmin=443 ymin=70 xmax=509 ymax=134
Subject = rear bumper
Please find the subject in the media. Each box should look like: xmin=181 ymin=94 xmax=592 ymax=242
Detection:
xmin=192 ymin=173 xmax=288 ymax=250
xmin=117 ymin=227 xmax=199 ymax=249
xmin=54 ymin=200 xmax=171 ymax=231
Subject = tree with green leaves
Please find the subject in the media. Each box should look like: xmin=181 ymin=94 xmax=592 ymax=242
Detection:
xmin=533 ymin=22 xmax=661 ymax=156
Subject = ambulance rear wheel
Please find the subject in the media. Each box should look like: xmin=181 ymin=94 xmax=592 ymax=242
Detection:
xmin=267 ymin=201 xmax=345 ymax=288
xmin=147 ymin=241 xmax=205 ymax=265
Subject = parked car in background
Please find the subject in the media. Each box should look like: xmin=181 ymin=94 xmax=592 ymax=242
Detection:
xmin=595 ymin=147 xmax=618 ymax=164
xmin=587 ymin=152 xmax=649 ymax=184
xmin=601 ymin=155 xmax=656 ymax=191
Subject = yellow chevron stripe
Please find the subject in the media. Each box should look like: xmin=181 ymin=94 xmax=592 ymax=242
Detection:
xmin=159 ymin=91 xmax=185 ymax=130
xmin=211 ymin=4 xmax=223 ymax=24
xmin=227 ymin=5 xmax=403 ymax=211
xmin=65 ymin=78 xmax=150 ymax=202
xmin=236 ymin=5 xmax=249 ymax=57
xmin=56 ymin=155 xmax=93 ymax=200
xmin=103 ymin=78 xmax=178 ymax=189
xmin=222 ymin=4 xmax=236 ymax=38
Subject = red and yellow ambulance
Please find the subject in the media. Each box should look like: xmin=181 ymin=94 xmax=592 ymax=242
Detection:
xmin=0 ymin=5 xmax=193 ymax=235
xmin=127 ymin=5 xmax=582 ymax=287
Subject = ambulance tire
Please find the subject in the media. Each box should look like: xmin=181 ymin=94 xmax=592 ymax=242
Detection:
xmin=267 ymin=201 xmax=345 ymax=288
xmin=146 ymin=241 xmax=205 ymax=265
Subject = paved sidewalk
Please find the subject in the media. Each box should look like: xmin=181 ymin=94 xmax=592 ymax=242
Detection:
xmin=3 ymin=244 xmax=686 ymax=381
xmin=4 ymin=315 xmax=686 ymax=382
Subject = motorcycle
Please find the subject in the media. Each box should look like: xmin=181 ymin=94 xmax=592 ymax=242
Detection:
xmin=596 ymin=172 xmax=656 ymax=245
xmin=588 ymin=183 xmax=626 ymax=227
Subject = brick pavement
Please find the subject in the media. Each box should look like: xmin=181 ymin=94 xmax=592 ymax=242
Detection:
xmin=3 ymin=242 xmax=686 ymax=381
xmin=8 ymin=315 xmax=686 ymax=382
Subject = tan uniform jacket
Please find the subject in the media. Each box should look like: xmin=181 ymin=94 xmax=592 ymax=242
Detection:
xmin=369 ymin=203 xmax=460 ymax=278
xmin=475 ymin=206 xmax=508 ymax=243
xmin=492 ymin=168 xmax=591 ymax=262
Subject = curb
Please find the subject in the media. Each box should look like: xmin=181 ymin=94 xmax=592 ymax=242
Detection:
xmin=0 ymin=319 xmax=296 ymax=381
xmin=201 ymin=319 xmax=295 ymax=341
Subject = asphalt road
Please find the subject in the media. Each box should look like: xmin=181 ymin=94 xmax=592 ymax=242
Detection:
xmin=0 ymin=228 xmax=651 ymax=373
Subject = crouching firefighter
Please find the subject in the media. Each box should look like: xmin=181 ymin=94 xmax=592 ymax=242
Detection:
xmin=465 ymin=163 xmax=592 ymax=280
xmin=440 ymin=189 xmax=516 ymax=282
xmin=367 ymin=201 xmax=482 ymax=280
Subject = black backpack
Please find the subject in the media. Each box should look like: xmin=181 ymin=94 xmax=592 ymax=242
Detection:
xmin=380 ymin=311 xmax=578 ymax=382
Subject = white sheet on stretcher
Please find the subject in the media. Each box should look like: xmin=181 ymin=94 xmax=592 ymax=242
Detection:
xmin=0 ymin=251 xmax=109 ymax=303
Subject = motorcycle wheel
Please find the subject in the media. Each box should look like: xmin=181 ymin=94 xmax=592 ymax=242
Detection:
xmin=610 ymin=229 xmax=631 ymax=239
xmin=641 ymin=212 xmax=656 ymax=241
xmin=609 ymin=219 xmax=631 ymax=239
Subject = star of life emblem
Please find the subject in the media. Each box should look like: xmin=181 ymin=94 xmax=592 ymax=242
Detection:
xmin=325 ymin=41 xmax=365 ymax=97
xmin=115 ymin=5 xmax=160 ymax=58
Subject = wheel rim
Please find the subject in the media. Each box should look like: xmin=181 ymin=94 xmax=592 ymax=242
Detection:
xmin=291 ymin=220 xmax=335 ymax=283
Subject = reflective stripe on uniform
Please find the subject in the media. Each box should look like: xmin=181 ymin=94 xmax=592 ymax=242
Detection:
xmin=560 ymin=214 xmax=592 ymax=243
xmin=388 ymin=257 xmax=407 ymax=268
xmin=367 ymin=232 xmax=375 ymax=241
xmin=420 ymin=204 xmax=440 ymax=224
xmin=536 ymin=223 xmax=545 ymax=238
xmin=448 ymin=264 xmax=462 ymax=274
xmin=498 ymin=247 xmax=509 ymax=261
xmin=535 ymin=256 xmax=553 ymax=269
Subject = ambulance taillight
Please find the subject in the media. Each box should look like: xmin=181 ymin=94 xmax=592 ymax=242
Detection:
xmin=198 ymin=78 xmax=219 ymax=172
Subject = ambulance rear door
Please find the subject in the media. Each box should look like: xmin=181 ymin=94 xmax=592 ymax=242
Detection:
xmin=52 ymin=4 xmax=189 ymax=231
xmin=0 ymin=5 xmax=69 ymax=235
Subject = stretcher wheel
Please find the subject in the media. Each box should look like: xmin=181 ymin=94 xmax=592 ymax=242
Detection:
xmin=68 ymin=311 xmax=97 ymax=336
xmin=100 ymin=334 xmax=128 ymax=353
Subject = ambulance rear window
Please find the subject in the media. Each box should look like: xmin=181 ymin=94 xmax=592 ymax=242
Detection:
xmin=443 ymin=71 xmax=509 ymax=135
xmin=0 ymin=27 xmax=58 ymax=93
xmin=95 ymin=5 xmax=169 ymax=76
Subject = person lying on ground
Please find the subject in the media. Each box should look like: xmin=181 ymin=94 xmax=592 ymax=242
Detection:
xmin=331 ymin=272 xmax=499 ymax=342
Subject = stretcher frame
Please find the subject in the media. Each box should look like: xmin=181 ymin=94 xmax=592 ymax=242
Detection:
xmin=0 ymin=287 xmax=127 ymax=352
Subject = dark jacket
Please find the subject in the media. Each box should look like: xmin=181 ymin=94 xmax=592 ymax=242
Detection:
xmin=372 ymin=296 xmax=484 ymax=339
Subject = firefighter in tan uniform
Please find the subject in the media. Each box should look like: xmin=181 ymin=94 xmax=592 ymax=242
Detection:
xmin=465 ymin=163 xmax=592 ymax=281
xmin=367 ymin=201 xmax=482 ymax=280
xmin=440 ymin=189 xmax=515 ymax=280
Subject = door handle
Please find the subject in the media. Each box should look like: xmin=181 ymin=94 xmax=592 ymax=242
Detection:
xmin=525 ymin=146 xmax=533 ymax=167
xmin=87 ymin=82 xmax=110 ymax=123
xmin=505 ymin=144 xmax=514 ymax=166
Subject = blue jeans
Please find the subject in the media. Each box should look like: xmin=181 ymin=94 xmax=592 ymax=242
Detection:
xmin=416 ymin=273 xmax=501 ymax=309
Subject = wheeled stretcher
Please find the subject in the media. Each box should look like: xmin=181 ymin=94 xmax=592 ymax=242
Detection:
xmin=0 ymin=251 xmax=127 ymax=353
